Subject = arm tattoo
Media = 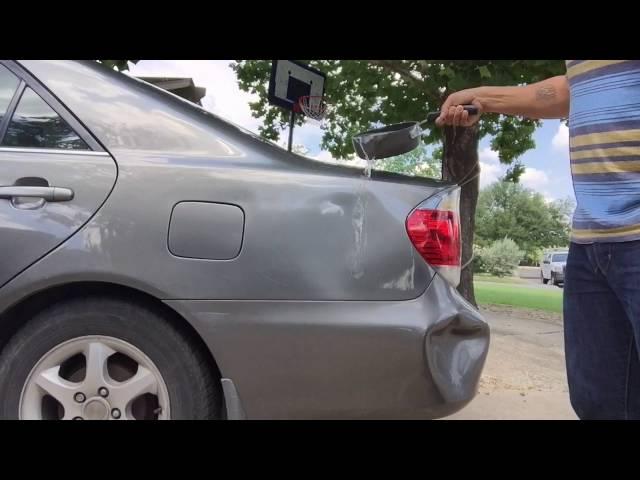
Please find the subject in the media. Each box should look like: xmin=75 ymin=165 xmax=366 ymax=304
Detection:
xmin=536 ymin=84 xmax=557 ymax=102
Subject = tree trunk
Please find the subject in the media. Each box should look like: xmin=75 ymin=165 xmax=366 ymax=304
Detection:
xmin=442 ymin=125 xmax=480 ymax=306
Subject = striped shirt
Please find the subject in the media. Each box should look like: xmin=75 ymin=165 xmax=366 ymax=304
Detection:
xmin=567 ymin=60 xmax=640 ymax=243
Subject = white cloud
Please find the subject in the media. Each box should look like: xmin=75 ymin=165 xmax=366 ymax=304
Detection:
xmin=479 ymin=162 xmax=553 ymax=196
xmin=479 ymin=147 xmax=500 ymax=164
xmin=478 ymin=147 xmax=506 ymax=188
xmin=552 ymin=123 xmax=569 ymax=152
xmin=128 ymin=60 xmax=263 ymax=132
xmin=520 ymin=167 xmax=549 ymax=191
xmin=314 ymin=150 xmax=337 ymax=162
xmin=477 ymin=144 xmax=552 ymax=194
xmin=314 ymin=150 xmax=366 ymax=167
xmin=479 ymin=162 xmax=505 ymax=188
xmin=295 ymin=121 xmax=324 ymax=148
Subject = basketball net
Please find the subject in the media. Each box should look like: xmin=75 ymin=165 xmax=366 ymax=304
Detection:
xmin=295 ymin=95 xmax=331 ymax=129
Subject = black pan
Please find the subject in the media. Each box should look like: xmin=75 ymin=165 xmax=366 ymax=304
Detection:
xmin=352 ymin=105 xmax=478 ymax=160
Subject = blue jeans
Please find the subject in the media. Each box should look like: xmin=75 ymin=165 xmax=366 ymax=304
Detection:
xmin=564 ymin=240 xmax=640 ymax=419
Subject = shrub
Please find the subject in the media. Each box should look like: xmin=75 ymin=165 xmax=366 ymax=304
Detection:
xmin=480 ymin=238 xmax=524 ymax=277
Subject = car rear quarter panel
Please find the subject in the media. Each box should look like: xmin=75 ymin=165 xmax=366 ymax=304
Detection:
xmin=13 ymin=60 xmax=453 ymax=302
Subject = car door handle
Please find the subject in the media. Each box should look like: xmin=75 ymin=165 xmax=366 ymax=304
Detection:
xmin=0 ymin=186 xmax=74 ymax=202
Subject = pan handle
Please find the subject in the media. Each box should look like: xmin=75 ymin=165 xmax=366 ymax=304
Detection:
xmin=422 ymin=105 xmax=479 ymax=125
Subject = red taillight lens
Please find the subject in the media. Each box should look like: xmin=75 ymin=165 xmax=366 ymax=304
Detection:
xmin=406 ymin=209 xmax=460 ymax=266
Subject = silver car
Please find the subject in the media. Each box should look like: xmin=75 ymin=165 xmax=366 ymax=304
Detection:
xmin=541 ymin=251 xmax=568 ymax=286
xmin=0 ymin=60 xmax=489 ymax=420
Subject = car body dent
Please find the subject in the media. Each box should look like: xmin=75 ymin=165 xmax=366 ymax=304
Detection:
xmin=165 ymin=274 xmax=489 ymax=420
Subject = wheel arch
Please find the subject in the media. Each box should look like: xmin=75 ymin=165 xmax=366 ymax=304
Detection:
xmin=0 ymin=281 xmax=223 ymax=390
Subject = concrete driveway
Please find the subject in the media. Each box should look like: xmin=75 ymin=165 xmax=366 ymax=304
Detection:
xmin=445 ymin=304 xmax=577 ymax=420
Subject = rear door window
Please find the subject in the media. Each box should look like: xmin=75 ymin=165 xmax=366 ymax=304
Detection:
xmin=1 ymin=87 xmax=89 ymax=150
xmin=0 ymin=64 xmax=19 ymax=125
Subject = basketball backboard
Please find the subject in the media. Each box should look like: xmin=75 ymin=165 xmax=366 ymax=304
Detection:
xmin=268 ymin=60 xmax=326 ymax=114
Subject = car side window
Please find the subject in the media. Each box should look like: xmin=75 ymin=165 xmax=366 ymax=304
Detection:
xmin=0 ymin=64 xmax=20 ymax=126
xmin=1 ymin=87 xmax=89 ymax=150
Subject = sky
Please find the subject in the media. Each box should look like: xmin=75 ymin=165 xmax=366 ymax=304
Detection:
xmin=127 ymin=60 xmax=575 ymax=204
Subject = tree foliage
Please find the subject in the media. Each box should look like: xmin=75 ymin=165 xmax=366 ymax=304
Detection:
xmin=375 ymin=145 xmax=441 ymax=178
xmin=475 ymin=182 xmax=572 ymax=264
xmin=231 ymin=60 xmax=565 ymax=179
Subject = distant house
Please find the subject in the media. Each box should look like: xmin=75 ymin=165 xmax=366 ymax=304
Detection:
xmin=138 ymin=77 xmax=206 ymax=106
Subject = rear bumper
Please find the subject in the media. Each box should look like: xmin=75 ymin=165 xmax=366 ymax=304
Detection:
xmin=166 ymin=274 xmax=489 ymax=419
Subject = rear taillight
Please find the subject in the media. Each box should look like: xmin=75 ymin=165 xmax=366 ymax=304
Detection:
xmin=407 ymin=210 xmax=460 ymax=265
xmin=406 ymin=188 xmax=461 ymax=287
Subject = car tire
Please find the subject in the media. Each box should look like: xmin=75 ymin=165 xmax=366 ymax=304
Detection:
xmin=0 ymin=297 xmax=220 ymax=420
xmin=541 ymin=273 xmax=549 ymax=285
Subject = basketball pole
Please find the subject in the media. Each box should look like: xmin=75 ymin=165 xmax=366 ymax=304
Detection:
xmin=288 ymin=110 xmax=295 ymax=152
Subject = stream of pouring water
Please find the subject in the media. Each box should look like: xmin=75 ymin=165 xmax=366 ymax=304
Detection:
xmin=349 ymin=138 xmax=374 ymax=279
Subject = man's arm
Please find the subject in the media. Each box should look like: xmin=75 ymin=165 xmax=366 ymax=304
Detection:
xmin=436 ymin=75 xmax=570 ymax=127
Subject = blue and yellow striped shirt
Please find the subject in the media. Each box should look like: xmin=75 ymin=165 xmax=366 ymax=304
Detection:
xmin=567 ymin=60 xmax=640 ymax=243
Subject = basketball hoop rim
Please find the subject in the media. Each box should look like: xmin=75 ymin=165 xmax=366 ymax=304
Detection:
xmin=296 ymin=95 xmax=329 ymax=120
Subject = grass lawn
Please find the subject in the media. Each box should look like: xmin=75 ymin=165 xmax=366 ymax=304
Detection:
xmin=474 ymin=280 xmax=563 ymax=313
xmin=473 ymin=274 xmax=528 ymax=285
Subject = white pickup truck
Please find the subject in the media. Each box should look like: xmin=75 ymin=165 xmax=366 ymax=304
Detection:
xmin=541 ymin=251 xmax=568 ymax=286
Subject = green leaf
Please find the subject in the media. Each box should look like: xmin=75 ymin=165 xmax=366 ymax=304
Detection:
xmin=478 ymin=65 xmax=492 ymax=79
xmin=440 ymin=66 xmax=456 ymax=79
